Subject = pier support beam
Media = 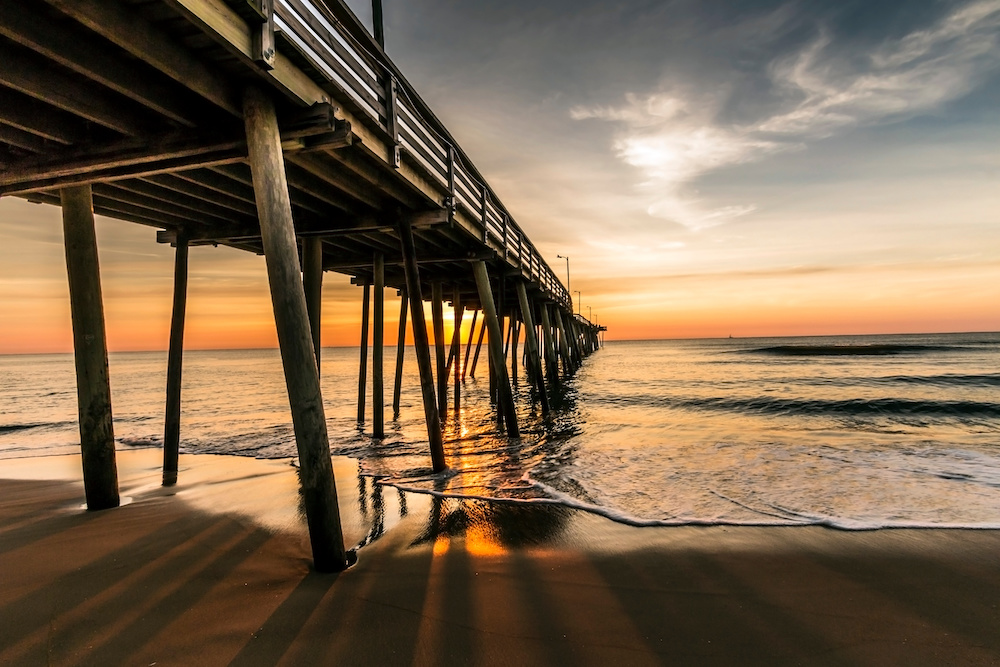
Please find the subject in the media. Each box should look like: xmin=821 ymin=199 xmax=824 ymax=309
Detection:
xmin=515 ymin=282 xmax=549 ymax=415
xmin=470 ymin=317 xmax=485 ymax=378
xmin=462 ymin=309 xmax=477 ymax=381
xmin=452 ymin=287 xmax=464 ymax=415
xmin=303 ymin=237 xmax=323 ymax=372
xmin=244 ymin=86 xmax=346 ymax=571
xmin=397 ymin=219 xmax=446 ymax=471
xmin=373 ymin=253 xmax=385 ymax=438
xmin=392 ymin=290 xmax=407 ymax=417
xmin=62 ymin=184 xmax=119 ymax=510
xmin=472 ymin=261 xmax=519 ymax=437
xmin=431 ymin=282 xmax=447 ymax=421
xmin=162 ymin=232 xmax=189 ymax=487
xmin=554 ymin=308 xmax=572 ymax=376
xmin=357 ymin=282 xmax=370 ymax=424
xmin=540 ymin=303 xmax=559 ymax=385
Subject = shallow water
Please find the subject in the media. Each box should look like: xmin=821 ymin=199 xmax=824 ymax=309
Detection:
xmin=2 ymin=332 xmax=999 ymax=529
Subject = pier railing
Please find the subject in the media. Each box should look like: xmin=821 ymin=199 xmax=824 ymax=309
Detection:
xmin=273 ymin=0 xmax=571 ymax=309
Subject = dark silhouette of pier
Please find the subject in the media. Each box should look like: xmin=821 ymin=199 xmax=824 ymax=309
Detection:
xmin=0 ymin=0 xmax=604 ymax=570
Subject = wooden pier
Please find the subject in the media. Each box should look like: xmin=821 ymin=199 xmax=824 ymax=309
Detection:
xmin=0 ymin=0 xmax=604 ymax=571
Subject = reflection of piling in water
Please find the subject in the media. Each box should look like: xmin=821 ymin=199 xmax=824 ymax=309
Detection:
xmin=412 ymin=498 xmax=572 ymax=549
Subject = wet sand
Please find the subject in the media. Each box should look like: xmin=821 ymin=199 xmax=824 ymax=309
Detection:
xmin=2 ymin=450 xmax=999 ymax=666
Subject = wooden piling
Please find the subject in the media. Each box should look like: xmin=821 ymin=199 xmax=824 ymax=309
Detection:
xmin=472 ymin=261 xmax=519 ymax=437
xmin=554 ymin=308 xmax=572 ymax=376
xmin=357 ymin=281 xmax=370 ymax=424
xmin=540 ymin=303 xmax=559 ymax=384
xmin=431 ymin=282 xmax=447 ymax=420
xmin=162 ymin=231 xmax=189 ymax=487
xmin=462 ymin=309 xmax=478 ymax=381
xmin=243 ymin=85 xmax=346 ymax=571
xmin=451 ymin=287 xmax=464 ymax=414
xmin=302 ymin=237 xmax=323 ymax=371
xmin=396 ymin=219 xmax=446 ymax=471
xmin=515 ymin=281 xmax=549 ymax=415
xmin=511 ymin=319 xmax=520 ymax=385
xmin=470 ymin=315 xmax=486 ymax=378
xmin=392 ymin=289 xmax=407 ymax=417
xmin=373 ymin=252 xmax=384 ymax=438
xmin=61 ymin=184 xmax=120 ymax=510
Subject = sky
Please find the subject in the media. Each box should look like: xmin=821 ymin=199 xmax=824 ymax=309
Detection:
xmin=2 ymin=0 xmax=999 ymax=353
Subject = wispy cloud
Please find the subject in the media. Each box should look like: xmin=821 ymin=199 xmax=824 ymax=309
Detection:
xmin=572 ymin=0 xmax=1000 ymax=231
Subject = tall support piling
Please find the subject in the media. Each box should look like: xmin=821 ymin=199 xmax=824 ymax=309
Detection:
xmin=472 ymin=261 xmax=519 ymax=437
xmin=470 ymin=316 xmax=486 ymax=378
xmin=397 ymin=219 xmax=446 ymax=471
xmin=431 ymin=282 xmax=447 ymax=420
xmin=357 ymin=282 xmax=370 ymax=424
xmin=554 ymin=308 xmax=572 ymax=376
xmin=373 ymin=253 xmax=385 ymax=438
xmin=462 ymin=309 xmax=478 ymax=380
xmin=515 ymin=281 xmax=549 ymax=415
xmin=452 ymin=286 xmax=464 ymax=415
xmin=163 ymin=231 xmax=189 ymax=487
xmin=510 ymin=319 xmax=520 ymax=385
xmin=540 ymin=303 xmax=559 ymax=385
xmin=61 ymin=184 xmax=120 ymax=510
xmin=303 ymin=237 xmax=323 ymax=372
xmin=392 ymin=290 xmax=407 ymax=417
xmin=243 ymin=86 xmax=346 ymax=571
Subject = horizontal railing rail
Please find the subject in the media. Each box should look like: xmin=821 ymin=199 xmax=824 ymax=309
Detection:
xmin=272 ymin=0 xmax=572 ymax=310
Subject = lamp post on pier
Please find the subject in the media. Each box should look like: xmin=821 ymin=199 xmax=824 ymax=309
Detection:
xmin=556 ymin=254 xmax=570 ymax=294
xmin=372 ymin=0 xmax=385 ymax=47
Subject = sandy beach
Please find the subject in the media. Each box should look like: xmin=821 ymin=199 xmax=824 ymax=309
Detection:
xmin=2 ymin=449 xmax=999 ymax=666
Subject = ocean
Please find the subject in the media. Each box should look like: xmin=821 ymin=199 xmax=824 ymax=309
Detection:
xmin=2 ymin=332 xmax=999 ymax=530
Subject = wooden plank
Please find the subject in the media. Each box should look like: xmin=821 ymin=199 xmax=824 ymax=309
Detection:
xmin=0 ymin=124 xmax=48 ymax=154
xmin=0 ymin=90 xmax=88 ymax=145
xmin=165 ymin=0 xmax=328 ymax=107
xmin=144 ymin=173 xmax=259 ymax=217
xmin=44 ymin=0 xmax=242 ymax=116
xmin=0 ymin=40 xmax=151 ymax=137
xmin=0 ymin=0 xmax=201 ymax=126
xmin=285 ymin=154 xmax=384 ymax=212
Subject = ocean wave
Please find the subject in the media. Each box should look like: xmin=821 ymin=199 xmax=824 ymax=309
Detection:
xmin=0 ymin=421 xmax=73 ymax=434
xmin=596 ymin=392 xmax=1000 ymax=419
xmin=745 ymin=344 xmax=971 ymax=356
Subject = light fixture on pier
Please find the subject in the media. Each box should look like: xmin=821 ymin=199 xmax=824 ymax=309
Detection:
xmin=556 ymin=254 xmax=570 ymax=294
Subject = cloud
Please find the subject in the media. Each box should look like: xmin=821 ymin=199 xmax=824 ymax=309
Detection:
xmin=572 ymin=0 xmax=1000 ymax=231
